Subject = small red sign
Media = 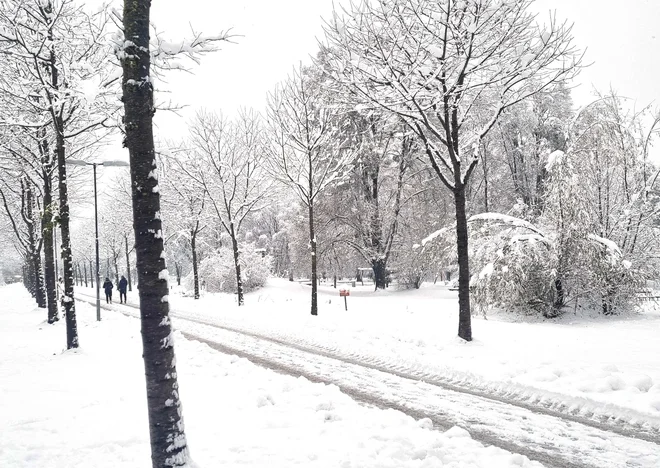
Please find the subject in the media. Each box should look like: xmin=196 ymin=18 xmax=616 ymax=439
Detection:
xmin=339 ymin=289 xmax=350 ymax=297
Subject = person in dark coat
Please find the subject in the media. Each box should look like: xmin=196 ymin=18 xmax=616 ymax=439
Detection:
xmin=103 ymin=277 xmax=113 ymax=304
xmin=118 ymin=275 xmax=128 ymax=304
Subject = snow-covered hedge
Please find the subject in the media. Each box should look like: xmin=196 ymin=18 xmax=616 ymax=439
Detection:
xmin=184 ymin=246 xmax=271 ymax=294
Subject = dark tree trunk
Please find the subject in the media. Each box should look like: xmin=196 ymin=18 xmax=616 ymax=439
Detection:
xmin=124 ymin=234 xmax=133 ymax=291
xmin=174 ymin=262 xmax=181 ymax=286
xmin=333 ymin=274 xmax=337 ymax=289
xmin=544 ymin=277 xmax=565 ymax=318
xmin=308 ymin=201 xmax=318 ymax=316
xmin=454 ymin=186 xmax=472 ymax=341
xmin=23 ymin=264 xmax=28 ymax=291
xmin=229 ymin=225 xmax=244 ymax=306
xmin=42 ymin=0 xmax=78 ymax=347
xmin=56 ymin=124 xmax=78 ymax=348
xmin=191 ymin=232 xmax=200 ymax=300
xmin=83 ymin=261 xmax=88 ymax=288
xmin=41 ymin=154 xmax=58 ymax=323
xmin=43 ymin=224 xmax=57 ymax=321
xmin=372 ymin=258 xmax=386 ymax=290
xmin=121 ymin=0 xmax=190 ymax=464
xmin=114 ymin=256 xmax=119 ymax=287
xmin=89 ymin=259 xmax=94 ymax=288
xmin=25 ymin=184 xmax=46 ymax=308
xmin=32 ymin=252 xmax=46 ymax=308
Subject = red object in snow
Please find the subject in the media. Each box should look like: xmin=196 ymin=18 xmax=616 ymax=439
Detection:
xmin=339 ymin=289 xmax=350 ymax=297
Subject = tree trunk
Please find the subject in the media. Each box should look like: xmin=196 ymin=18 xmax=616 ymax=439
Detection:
xmin=372 ymin=258 xmax=387 ymax=290
xmin=25 ymin=184 xmax=46 ymax=308
xmin=114 ymin=256 xmax=119 ymax=287
xmin=454 ymin=186 xmax=472 ymax=341
xmin=41 ymin=158 xmax=58 ymax=322
xmin=32 ymin=252 xmax=46 ymax=308
xmin=308 ymin=201 xmax=318 ymax=316
xmin=83 ymin=261 xmax=88 ymax=288
xmin=89 ymin=259 xmax=94 ymax=288
xmin=44 ymin=3 xmax=78 ymax=347
xmin=191 ymin=233 xmax=200 ymax=300
xmin=55 ymin=124 xmax=79 ymax=348
xmin=121 ymin=0 xmax=190 ymax=464
xmin=229 ymin=226 xmax=244 ymax=306
xmin=125 ymin=233 xmax=133 ymax=292
xmin=174 ymin=262 xmax=181 ymax=286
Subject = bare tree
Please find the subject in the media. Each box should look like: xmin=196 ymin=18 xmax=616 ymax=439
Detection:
xmin=0 ymin=0 xmax=120 ymax=348
xmin=118 ymin=0 xmax=230 ymax=464
xmin=324 ymin=0 xmax=582 ymax=340
xmin=185 ymin=110 xmax=270 ymax=306
xmin=160 ymin=146 xmax=207 ymax=300
xmin=266 ymin=64 xmax=353 ymax=315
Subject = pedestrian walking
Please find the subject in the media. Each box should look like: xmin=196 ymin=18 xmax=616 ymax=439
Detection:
xmin=103 ymin=277 xmax=113 ymax=304
xmin=118 ymin=275 xmax=128 ymax=304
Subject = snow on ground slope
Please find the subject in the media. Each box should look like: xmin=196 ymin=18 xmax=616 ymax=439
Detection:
xmin=0 ymin=283 xmax=542 ymax=468
xmin=161 ymin=278 xmax=660 ymax=425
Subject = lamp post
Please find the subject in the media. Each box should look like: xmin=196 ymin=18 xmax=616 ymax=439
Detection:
xmin=66 ymin=158 xmax=129 ymax=321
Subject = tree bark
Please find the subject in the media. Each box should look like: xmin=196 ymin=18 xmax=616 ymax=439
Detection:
xmin=121 ymin=0 xmax=190 ymax=465
xmin=41 ymin=156 xmax=58 ymax=322
xmin=174 ymin=262 xmax=181 ymax=286
xmin=45 ymin=8 xmax=78 ymax=346
xmin=55 ymin=122 xmax=78 ymax=348
xmin=41 ymin=201 xmax=58 ymax=323
xmin=308 ymin=201 xmax=318 ymax=316
xmin=229 ymin=225 xmax=244 ymax=306
xmin=83 ymin=261 xmax=88 ymax=288
xmin=113 ymin=256 xmax=119 ymax=287
xmin=372 ymin=258 xmax=387 ymax=290
xmin=124 ymin=233 xmax=133 ymax=291
xmin=25 ymin=184 xmax=47 ymax=308
xmin=454 ymin=186 xmax=473 ymax=341
xmin=89 ymin=259 xmax=94 ymax=288
xmin=191 ymin=232 xmax=200 ymax=300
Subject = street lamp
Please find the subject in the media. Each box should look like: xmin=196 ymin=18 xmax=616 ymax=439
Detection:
xmin=67 ymin=158 xmax=130 ymax=321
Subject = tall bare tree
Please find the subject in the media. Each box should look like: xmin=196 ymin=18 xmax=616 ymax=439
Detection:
xmin=267 ymin=64 xmax=353 ymax=315
xmin=119 ymin=0 xmax=230 ymax=464
xmin=324 ymin=0 xmax=582 ymax=340
xmin=184 ymin=110 xmax=270 ymax=305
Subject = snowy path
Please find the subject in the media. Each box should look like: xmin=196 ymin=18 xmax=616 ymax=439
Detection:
xmin=78 ymin=293 xmax=660 ymax=468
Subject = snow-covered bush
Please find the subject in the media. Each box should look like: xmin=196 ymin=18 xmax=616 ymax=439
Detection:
xmin=184 ymin=246 xmax=271 ymax=294
xmin=394 ymin=227 xmax=455 ymax=290
xmin=469 ymin=210 xmax=646 ymax=317
xmin=469 ymin=214 xmax=560 ymax=316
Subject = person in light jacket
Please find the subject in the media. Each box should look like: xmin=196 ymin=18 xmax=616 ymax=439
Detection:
xmin=103 ymin=277 xmax=113 ymax=304
xmin=118 ymin=275 xmax=128 ymax=304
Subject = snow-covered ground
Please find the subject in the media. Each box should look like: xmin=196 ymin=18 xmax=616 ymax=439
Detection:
xmin=1 ymin=282 xmax=544 ymax=467
xmin=157 ymin=278 xmax=660 ymax=428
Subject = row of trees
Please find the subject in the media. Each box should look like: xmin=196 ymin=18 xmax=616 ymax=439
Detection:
xmin=1 ymin=0 xmax=659 ymax=466
xmin=0 ymin=0 xmax=229 ymax=464
xmin=155 ymin=1 xmax=659 ymax=344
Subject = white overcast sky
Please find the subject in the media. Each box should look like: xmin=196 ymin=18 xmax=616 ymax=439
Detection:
xmin=148 ymin=0 xmax=659 ymax=141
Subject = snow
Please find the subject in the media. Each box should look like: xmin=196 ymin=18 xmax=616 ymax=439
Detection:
xmin=151 ymin=279 xmax=660 ymax=429
xmin=0 ymin=283 xmax=545 ymax=467
xmin=469 ymin=212 xmax=545 ymax=236
xmin=588 ymin=233 xmax=622 ymax=257
xmin=545 ymin=150 xmax=565 ymax=171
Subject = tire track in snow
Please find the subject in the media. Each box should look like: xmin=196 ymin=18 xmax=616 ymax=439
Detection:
xmin=77 ymin=294 xmax=660 ymax=468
